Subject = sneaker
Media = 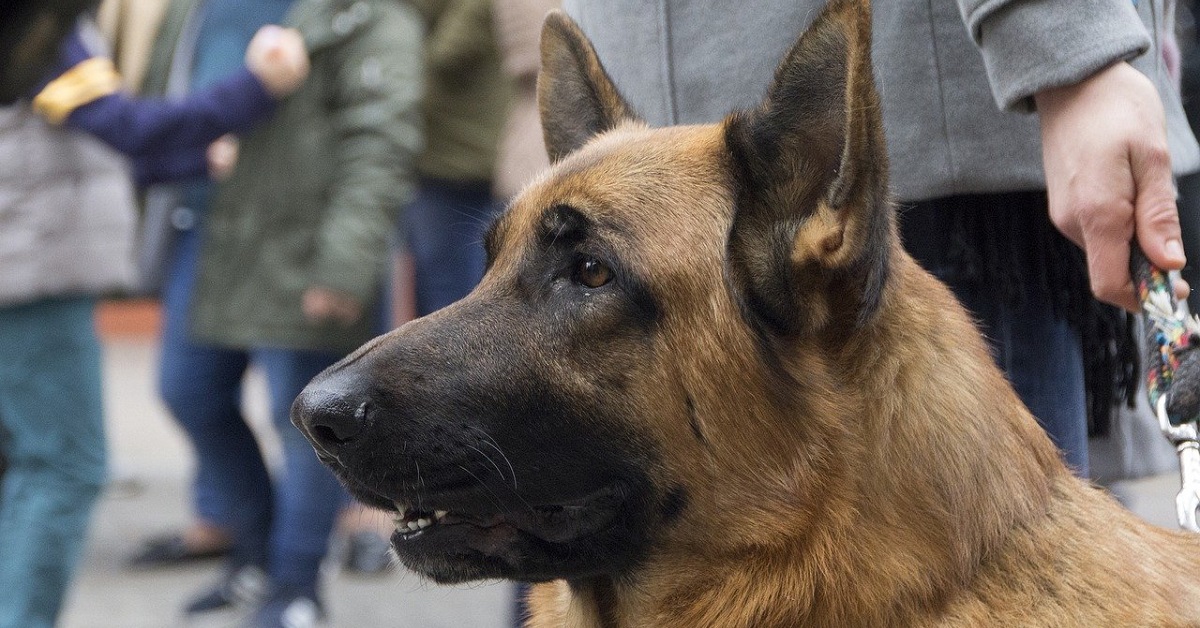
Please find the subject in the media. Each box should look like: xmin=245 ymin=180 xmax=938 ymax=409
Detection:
xmin=342 ymin=531 xmax=394 ymax=575
xmin=184 ymin=563 xmax=268 ymax=622
xmin=244 ymin=588 xmax=327 ymax=628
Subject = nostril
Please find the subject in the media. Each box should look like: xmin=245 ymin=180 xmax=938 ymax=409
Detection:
xmin=305 ymin=400 xmax=370 ymax=448
xmin=312 ymin=424 xmax=349 ymax=445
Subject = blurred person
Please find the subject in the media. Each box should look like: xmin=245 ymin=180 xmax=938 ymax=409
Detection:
xmin=0 ymin=13 xmax=306 ymax=628
xmin=143 ymin=1 xmax=424 ymax=625
xmin=400 ymin=0 xmax=508 ymax=319
xmin=0 ymin=24 xmax=136 ymax=628
xmin=118 ymin=0 xmax=300 ymax=572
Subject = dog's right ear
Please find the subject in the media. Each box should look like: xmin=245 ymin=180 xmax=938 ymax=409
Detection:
xmin=537 ymin=11 xmax=640 ymax=162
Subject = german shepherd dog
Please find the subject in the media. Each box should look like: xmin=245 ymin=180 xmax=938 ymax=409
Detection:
xmin=292 ymin=0 xmax=1200 ymax=624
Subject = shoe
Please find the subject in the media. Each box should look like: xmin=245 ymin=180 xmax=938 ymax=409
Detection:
xmin=184 ymin=564 xmax=268 ymax=622
xmin=244 ymin=588 xmax=327 ymax=628
xmin=342 ymin=531 xmax=394 ymax=575
xmin=127 ymin=532 xmax=232 ymax=569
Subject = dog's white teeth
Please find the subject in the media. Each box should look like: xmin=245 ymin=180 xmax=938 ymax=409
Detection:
xmin=434 ymin=510 xmax=448 ymax=521
xmin=406 ymin=520 xmax=422 ymax=531
xmin=416 ymin=518 xmax=433 ymax=529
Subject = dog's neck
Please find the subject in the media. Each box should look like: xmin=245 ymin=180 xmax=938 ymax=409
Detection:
xmin=531 ymin=250 xmax=1070 ymax=627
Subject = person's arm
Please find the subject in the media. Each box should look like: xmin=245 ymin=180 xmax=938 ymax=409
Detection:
xmin=956 ymin=0 xmax=1186 ymax=310
xmin=33 ymin=25 xmax=309 ymax=158
xmin=52 ymin=67 xmax=275 ymax=156
xmin=130 ymin=146 xmax=210 ymax=187
xmin=305 ymin=4 xmax=425 ymax=323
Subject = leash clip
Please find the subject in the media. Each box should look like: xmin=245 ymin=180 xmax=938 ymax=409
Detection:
xmin=1156 ymin=395 xmax=1200 ymax=532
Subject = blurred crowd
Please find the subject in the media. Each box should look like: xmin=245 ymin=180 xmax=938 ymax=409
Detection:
xmin=0 ymin=0 xmax=554 ymax=626
xmin=7 ymin=0 xmax=1200 ymax=627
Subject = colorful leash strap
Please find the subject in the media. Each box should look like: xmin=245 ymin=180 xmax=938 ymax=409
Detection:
xmin=1132 ymin=246 xmax=1200 ymax=532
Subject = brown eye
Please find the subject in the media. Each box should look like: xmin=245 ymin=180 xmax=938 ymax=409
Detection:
xmin=575 ymin=257 xmax=613 ymax=288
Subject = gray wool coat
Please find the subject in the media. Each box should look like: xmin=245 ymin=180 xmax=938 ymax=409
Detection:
xmin=561 ymin=0 xmax=1200 ymax=202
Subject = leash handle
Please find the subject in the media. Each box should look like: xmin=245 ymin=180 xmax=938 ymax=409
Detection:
xmin=1132 ymin=246 xmax=1200 ymax=424
xmin=1133 ymin=246 xmax=1200 ymax=531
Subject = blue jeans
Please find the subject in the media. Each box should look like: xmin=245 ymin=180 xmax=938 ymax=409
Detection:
xmin=0 ymin=297 xmax=106 ymax=628
xmin=159 ymin=227 xmax=345 ymax=591
xmin=404 ymin=178 xmax=497 ymax=316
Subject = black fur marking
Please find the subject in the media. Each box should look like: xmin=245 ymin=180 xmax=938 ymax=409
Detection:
xmin=530 ymin=205 xmax=661 ymax=332
xmin=538 ymin=13 xmax=642 ymax=162
xmin=660 ymin=486 xmax=689 ymax=526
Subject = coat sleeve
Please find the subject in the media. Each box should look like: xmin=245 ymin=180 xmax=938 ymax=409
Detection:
xmin=33 ymin=26 xmax=276 ymax=156
xmin=309 ymin=3 xmax=424 ymax=303
xmin=955 ymin=0 xmax=1150 ymax=111
xmin=64 ymin=68 xmax=276 ymax=157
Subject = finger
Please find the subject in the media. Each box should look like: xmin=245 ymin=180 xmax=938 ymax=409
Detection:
xmin=1131 ymin=140 xmax=1186 ymax=272
xmin=1085 ymin=230 xmax=1140 ymax=312
xmin=1175 ymin=277 xmax=1192 ymax=303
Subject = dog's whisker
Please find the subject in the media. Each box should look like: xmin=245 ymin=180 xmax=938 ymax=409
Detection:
xmin=465 ymin=443 xmax=508 ymax=484
xmin=468 ymin=426 xmax=519 ymax=491
xmin=456 ymin=464 xmax=509 ymax=514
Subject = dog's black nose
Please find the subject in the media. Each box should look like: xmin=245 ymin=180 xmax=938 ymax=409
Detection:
xmin=292 ymin=378 xmax=372 ymax=452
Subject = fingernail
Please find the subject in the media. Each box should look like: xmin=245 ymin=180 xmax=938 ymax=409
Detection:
xmin=1167 ymin=238 xmax=1186 ymax=262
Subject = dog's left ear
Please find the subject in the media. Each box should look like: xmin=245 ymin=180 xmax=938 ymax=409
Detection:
xmin=537 ymin=10 xmax=640 ymax=163
xmin=725 ymin=0 xmax=892 ymax=337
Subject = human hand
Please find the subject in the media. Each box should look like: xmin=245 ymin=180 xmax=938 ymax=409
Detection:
xmin=245 ymin=25 xmax=309 ymax=97
xmin=207 ymin=134 xmax=238 ymax=181
xmin=1036 ymin=61 xmax=1188 ymax=312
xmin=303 ymin=286 xmax=364 ymax=326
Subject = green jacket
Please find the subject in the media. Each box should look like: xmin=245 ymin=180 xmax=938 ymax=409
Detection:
xmin=410 ymin=0 xmax=509 ymax=181
xmin=192 ymin=0 xmax=424 ymax=352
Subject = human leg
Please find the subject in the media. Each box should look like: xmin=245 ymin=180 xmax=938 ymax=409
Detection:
xmin=0 ymin=297 xmax=106 ymax=628
xmin=158 ymin=227 xmax=272 ymax=570
xmin=253 ymin=347 xmax=346 ymax=597
xmin=405 ymin=178 xmax=497 ymax=316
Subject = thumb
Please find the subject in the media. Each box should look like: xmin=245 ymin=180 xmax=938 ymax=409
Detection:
xmin=1131 ymin=142 xmax=1186 ymax=272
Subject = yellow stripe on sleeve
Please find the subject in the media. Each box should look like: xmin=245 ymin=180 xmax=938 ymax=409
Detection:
xmin=32 ymin=58 xmax=123 ymax=125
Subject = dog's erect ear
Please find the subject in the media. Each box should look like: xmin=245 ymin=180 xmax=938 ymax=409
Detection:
xmin=725 ymin=0 xmax=892 ymax=338
xmin=537 ymin=11 xmax=640 ymax=162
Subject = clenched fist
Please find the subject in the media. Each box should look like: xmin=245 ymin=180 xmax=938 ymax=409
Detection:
xmin=245 ymin=25 xmax=310 ymax=98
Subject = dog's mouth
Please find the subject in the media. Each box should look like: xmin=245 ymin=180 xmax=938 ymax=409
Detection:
xmin=332 ymin=469 xmax=643 ymax=583
xmin=388 ymin=483 xmax=623 ymax=546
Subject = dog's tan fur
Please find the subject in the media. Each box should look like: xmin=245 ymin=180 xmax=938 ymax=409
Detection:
xmin=291 ymin=0 xmax=1200 ymax=625
xmin=517 ymin=1 xmax=1200 ymax=626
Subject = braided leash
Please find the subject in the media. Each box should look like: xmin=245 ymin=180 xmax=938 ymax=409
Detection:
xmin=1132 ymin=247 xmax=1200 ymax=531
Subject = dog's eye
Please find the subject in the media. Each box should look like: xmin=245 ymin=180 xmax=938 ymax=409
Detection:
xmin=574 ymin=257 xmax=613 ymax=288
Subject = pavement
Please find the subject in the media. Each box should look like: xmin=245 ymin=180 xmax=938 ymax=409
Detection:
xmin=55 ymin=335 xmax=1188 ymax=627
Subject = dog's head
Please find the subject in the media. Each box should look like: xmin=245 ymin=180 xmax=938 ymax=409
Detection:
xmin=293 ymin=0 xmax=890 ymax=585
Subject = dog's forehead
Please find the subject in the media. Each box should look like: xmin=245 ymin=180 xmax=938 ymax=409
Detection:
xmin=501 ymin=124 xmax=732 ymax=247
